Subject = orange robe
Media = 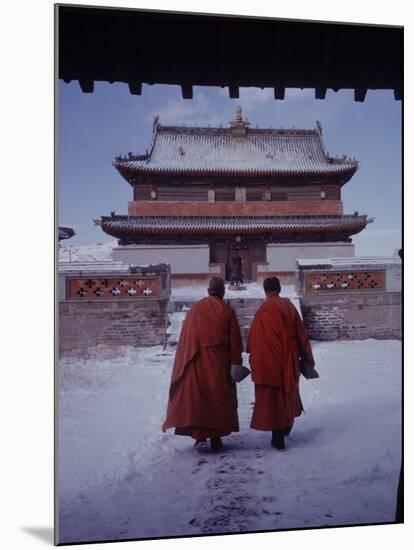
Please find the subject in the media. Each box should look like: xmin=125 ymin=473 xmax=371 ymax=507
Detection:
xmin=247 ymin=296 xmax=314 ymax=431
xmin=162 ymin=295 xmax=243 ymax=440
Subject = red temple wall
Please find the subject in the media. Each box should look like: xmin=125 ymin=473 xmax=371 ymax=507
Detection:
xmin=127 ymin=200 xmax=343 ymax=217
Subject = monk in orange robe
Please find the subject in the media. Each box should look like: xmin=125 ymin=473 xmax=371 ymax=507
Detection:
xmin=247 ymin=277 xmax=315 ymax=451
xmin=162 ymin=277 xmax=243 ymax=452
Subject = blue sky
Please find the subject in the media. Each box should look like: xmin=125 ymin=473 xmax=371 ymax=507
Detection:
xmin=59 ymin=81 xmax=401 ymax=256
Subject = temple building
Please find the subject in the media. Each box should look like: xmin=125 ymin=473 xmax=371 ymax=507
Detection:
xmin=98 ymin=108 xmax=372 ymax=285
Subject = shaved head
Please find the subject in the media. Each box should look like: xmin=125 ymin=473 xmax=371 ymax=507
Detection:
xmin=263 ymin=277 xmax=281 ymax=295
xmin=208 ymin=277 xmax=225 ymax=298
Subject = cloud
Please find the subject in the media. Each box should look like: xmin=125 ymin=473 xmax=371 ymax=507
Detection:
xmin=285 ymin=88 xmax=315 ymax=99
xmin=216 ymin=86 xmax=317 ymax=122
xmin=236 ymin=88 xmax=273 ymax=114
xmin=145 ymin=93 xmax=224 ymax=127
xmin=219 ymin=86 xmax=314 ymax=101
xmin=240 ymin=87 xmax=273 ymax=103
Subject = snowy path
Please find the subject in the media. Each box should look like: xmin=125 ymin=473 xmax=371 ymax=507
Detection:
xmin=58 ymin=339 xmax=402 ymax=544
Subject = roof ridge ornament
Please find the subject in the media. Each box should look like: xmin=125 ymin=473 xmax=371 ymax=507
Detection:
xmin=229 ymin=106 xmax=250 ymax=137
xmin=316 ymin=120 xmax=322 ymax=136
xmin=235 ymin=106 xmax=243 ymax=122
xmin=229 ymin=106 xmax=250 ymax=127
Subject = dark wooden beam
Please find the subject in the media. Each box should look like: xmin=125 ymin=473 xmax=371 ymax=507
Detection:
xmin=181 ymin=84 xmax=193 ymax=99
xmin=58 ymin=7 xmax=403 ymax=102
xmin=394 ymin=87 xmax=402 ymax=100
xmin=78 ymin=79 xmax=94 ymax=93
xmin=315 ymin=87 xmax=327 ymax=100
xmin=229 ymin=85 xmax=239 ymax=98
xmin=354 ymin=88 xmax=367 ymax=102
xmin=274 ymin=86 xmax=285 ymax=100
xmin=128 ymin=81 xmax=142 ymax=95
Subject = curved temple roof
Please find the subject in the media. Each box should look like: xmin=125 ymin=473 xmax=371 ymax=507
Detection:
xmin=113 ymin=112 xmax=358 ymax=181
xmin=100 ymin=214 xmax=371 ymax=238
xmin=58 ymin=226 xmax=76 ymax=241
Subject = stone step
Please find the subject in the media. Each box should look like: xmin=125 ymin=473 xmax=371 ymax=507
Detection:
xmin=227 ymin=298 xmax=264 ymax=309
xmin=236 ymin=309 xmax=255 ymax=322
xmin=167 ymin=297 xmax=276 ymax=350
xmin=233 ymin=308 xmax=261 ymax=318
xmin=237 ymin=317 xmax=253 ymax=327
xmin=240 ymin=326 xmax=251 ymax=338
xmin=168 ymin=297 xmax=265 ymax=314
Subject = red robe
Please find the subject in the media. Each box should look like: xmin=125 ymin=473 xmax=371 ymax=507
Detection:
xmin=162 ymin=295 xmax=243 ymax=439
xmin=247 ymin=295 xmax=314 ymax=431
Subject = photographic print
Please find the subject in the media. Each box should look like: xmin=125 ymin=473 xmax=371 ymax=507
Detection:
xmin=56 ymin=4 xmax=403 ymax=545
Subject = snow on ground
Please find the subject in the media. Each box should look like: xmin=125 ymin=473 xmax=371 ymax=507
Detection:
xmin=57 ymin=335 xmax=402 ymax=544
xmin=172 ymin=283 xmax=301 ymax=318
xmin=172 ymin=283 xmax=296 ymax=301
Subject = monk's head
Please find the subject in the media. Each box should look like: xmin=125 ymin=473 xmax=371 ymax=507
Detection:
xmin=208 ymin=277 xmax=225 ymax=299
xmin=263 ymin=277 xmax=281 ymax=298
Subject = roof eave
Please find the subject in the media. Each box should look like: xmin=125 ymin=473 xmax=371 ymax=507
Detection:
xmin=112 ymin=164 xmax=358 ymax=179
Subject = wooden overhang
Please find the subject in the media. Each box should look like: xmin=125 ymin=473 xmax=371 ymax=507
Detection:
xmin=57 ymin=5 xmax=403 ymax=102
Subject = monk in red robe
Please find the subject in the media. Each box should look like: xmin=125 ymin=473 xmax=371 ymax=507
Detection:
xmin=247 ymin=277 xmax=315 ymax=451
xmin=162 ymin=277 xmax=243 ymax=452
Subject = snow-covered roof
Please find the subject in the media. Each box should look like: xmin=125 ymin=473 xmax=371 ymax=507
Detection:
xmin=113 ymin=109 xmax=358 ymax=180
xmin=297 ymin=256 xmax=402 ymax=268
xmin=58 ymin=226 xmax=75 ymax=241
xmin=58 ymin=261 xmax=130 ymax=274
xmin=58 ymin=260 xmax=171 ymax=275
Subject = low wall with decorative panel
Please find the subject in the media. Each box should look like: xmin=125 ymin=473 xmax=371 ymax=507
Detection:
xmin=58 ymin=263 xmax=171 ymax=354
xmin=297 ymin=258 xmax=402 ymax=340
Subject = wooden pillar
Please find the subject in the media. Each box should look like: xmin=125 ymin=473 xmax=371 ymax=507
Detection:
xmin=235 ymin=187 xmax=246 ymax=202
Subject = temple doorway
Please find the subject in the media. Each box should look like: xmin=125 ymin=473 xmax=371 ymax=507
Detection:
xmin=226 ymin=246 xmax=251 ymax=282
xmin=210 ymin=242 xmax=266 ymax=282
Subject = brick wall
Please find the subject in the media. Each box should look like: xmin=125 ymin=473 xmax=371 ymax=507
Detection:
xmin=128 ymin=200 xmax=343 ymax=217
xmin=59 ymin=300 xmax=168 ymax=353
xmin=58 ymin=262 xmax=171 ymax=354
xmin=297 ymin=258 xmax=402 ymax=340
xmin=300 ymin=292 xmax=401 ymax=340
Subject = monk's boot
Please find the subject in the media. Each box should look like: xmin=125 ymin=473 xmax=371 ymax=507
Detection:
xmin=283 ymin=425 xmax=293 ymax=437
xmin=210 ymin=437 xmax=223 ymax=452
xmin=194 ymin=439 xmax=209 ymax=453
xmin=271 ymin=430 xmax=286 ymax=451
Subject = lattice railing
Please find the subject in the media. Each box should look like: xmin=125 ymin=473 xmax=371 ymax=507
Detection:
xmin=67 ymin=276 xmax=161 ymax=299
xmin=305 ymin=270 xmax=385 ymax=293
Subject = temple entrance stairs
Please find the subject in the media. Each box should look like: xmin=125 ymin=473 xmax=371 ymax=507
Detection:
xmin=166 ymin=297 xmax=264 ymax=351
xmin=166 ymin=296 xmax=299 ymax=351
xmin=227 ymin=298 xmax=264 ymax=350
